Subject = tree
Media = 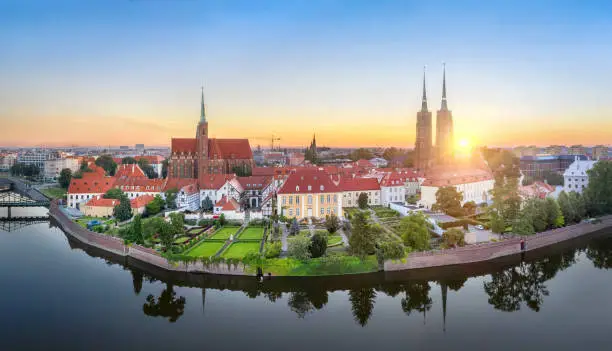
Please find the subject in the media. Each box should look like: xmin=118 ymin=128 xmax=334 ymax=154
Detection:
xmin=165 ymin=188 xmax=178 ymax=209
xmin=349 ymin=211 xmax=380 ymax=259
xmin=288 ymin=234 xmax=312 ymax=260
xmin=145 ymin=195 xmax=165 ymax=215
xmin=58 ymin=168 xmax=72 ymax=188
xmin=398 ymin=212 xmax=431 ymax=251
xmin=309 ymin=232 xmax=328 ymax=258
xmin=382 ymin=147 xmax=402 ymax=161
xmin=357 ymin=192 xmax=369 ymax=209
xmin=442 ymin=228 xmax=465 ymax=248
xmin=543 ymin=171 xmax=564 ymax=186
xmin=432 ymin=186 xmax=464 ymax=217
xmin=218 ymin=213 xmax=226 ymax=226
xmin=407 ymin=194 xmax=418 ymax=205
xmin=113 ymin=195 xmax=133 ymax=222
xmin=289 ymin=218 xmax=300 ymax=236
xmin=513 ymin=215 xmax=535 ymax=235
xmin=584 ymin=161 xmax=612 ymax=215
xmin=462 ymin=201 xmax=477 ymax=216
xmin=522 ymin=176 xmax=535 ymax=186
xmin=325 ymin=213 xmax=340 ymax=234
xmin=138 ymin=158 xmax=158 ymax=179
xmin=350 ymin=148 xmax=374 ymax=161
xmin=104 ymin=188 xmax=124 ymax=199
xmin=558 ymin=191 xmax=576 ymax=224
xmin=161 ymin=158 xmax=169 ymax=178
xmin=201 ymin=196 xmax=214 ymax=212
xmin=522 ymin=198 xmax=548 ymax=233
xmin=569 ymin=191 xmax=586 ymax=222
xmin=377 ymin=241 xmax=406 ymax=260
xmin=10 ymin=163 xmax=40 ymax=177
xmin=169 ymin=212 xmax=185 ymax=235
xmin=545 ymin=198 xmax=564 ymax=229
xmin=95 ymin=154 xmax=117 ymax=176
xmin=231 ymin=164 xmax=252 ymax=177
xmin=158 ymin=220 xmax=175 ymax=252
xmin=132 ymin=214 xmax=144 ymax=244
xmin=490 ymin=211 xmax=506 ymax=234
xmin=122 ymin=157 xmax=137 ymax=164
xmin=401 ymin=281 xmax=432 ymax=317
xmin=143 ymin=284 xmax=186 ymax=322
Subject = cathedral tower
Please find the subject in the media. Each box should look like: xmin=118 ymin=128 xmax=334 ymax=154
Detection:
xmin=415 ymin=67 xmax=433 ymax=170
xmin=435 ymin=63 xmax=454 ymax=164
xmin=196 ymin=87 xmax=209 ymax=179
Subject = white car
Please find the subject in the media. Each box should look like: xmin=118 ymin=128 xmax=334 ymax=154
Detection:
xmin=475 ymin=225 xmax=484 ymax=230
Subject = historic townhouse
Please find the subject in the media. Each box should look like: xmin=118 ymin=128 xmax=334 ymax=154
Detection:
xmin=276 ymin=169 xmax=343 ymax=219
xmin=340 ymin=177 xmax=381 ymax=207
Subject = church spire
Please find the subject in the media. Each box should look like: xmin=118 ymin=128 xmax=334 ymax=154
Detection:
xmin=441 ymin=63 xmax=448 ymax=111
xmin=200 ymin=86 xmax=206 ymax=123
xmin=421 ymin=66 xmax=428 ymax=112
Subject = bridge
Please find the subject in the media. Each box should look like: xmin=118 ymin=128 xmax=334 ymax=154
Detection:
xmin=0 ymin=178 xmax=50 ymax=219
xmin=0 ymin=218 xmax=49 ymax=232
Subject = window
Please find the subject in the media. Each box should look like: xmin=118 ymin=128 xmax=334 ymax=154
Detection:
xmin=289 ymin=196 xmax=293 ymax=205
xmin=308 ymin=195 xmax=312 ymax=204
xmin=296 ymin=208 xmax=300 ymax=216
xmin=308 ymin=185 xmax=312 ymax=191
xmin=326 ymin=208 xmax=330 ymax=214
xmin=320 ymin=185 xmax=324 ymax=191
xmin=282 ymin=196 xmax=286 ymax=205
xmin=320 ymin=208 xmax=324 ymax=215
xmin=334 ymin=195 xmax=337 ymax=202
xmin=296 ymin=196 xmax=300 ymax=204
xmin=289 ymin=209 xmax=293 ymax=216
xmin=320 ymin=195 xmax=324 ymax=203
xmin=327 ymin=194 xmax=331 ymax=203
xmin=296 ymin=186 xmax=299 ymax=191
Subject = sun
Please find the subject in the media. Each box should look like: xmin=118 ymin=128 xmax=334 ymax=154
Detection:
xmin=456 ymin=138 xmax=473 ymax=155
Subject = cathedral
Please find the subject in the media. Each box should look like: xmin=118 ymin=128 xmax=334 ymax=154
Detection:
xmin=169 ymin=89 xmax=254 ymax=185
xmin=414 ymin=64 xmax=454 ymax=170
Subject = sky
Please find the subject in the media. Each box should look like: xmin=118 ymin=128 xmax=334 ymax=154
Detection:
xmin=1 ymin=0 xmax=612 ymax=149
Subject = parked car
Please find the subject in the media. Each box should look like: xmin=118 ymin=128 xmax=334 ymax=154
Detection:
xmin=475 ymin=224 xmax=484 ymax=230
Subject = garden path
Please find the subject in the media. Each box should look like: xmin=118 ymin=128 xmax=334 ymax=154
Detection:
xmin=281 ymin=224 xmax=289 ymax=252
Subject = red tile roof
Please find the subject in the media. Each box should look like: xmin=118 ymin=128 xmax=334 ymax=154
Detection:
xmin=165 ymin=178 xmax=198 ymax=192
xmin=519 ymin=181 xmax=556 ymax=199
xmin=131 ymin=194 xmax=155 ymax=208
xmin=114 ymin=177 xmax=166 ymax=193
xmin=208 ymin=138 xmax=253 ymax=159
xmin=237 ymin=176 xmax=271 ymax=190
xmin=277 ymin=169 xmax=341 ymax=194
xmin=198 ymin=174 xmax=234 ymax=190
xmin=215 ymin=195 xmax=241 ymax=211
xmin=421 ymin=166 xmax=493 ymax=187
xmin=115 ymin=164 xmax=147 ymax=178
xmin=84 ymin=197 xmax=119 ymax=207
xmin=171 ymin=138 xmax=197 ymax=153
xmin=355 ymin=159 xmax=375 ymax=168
xmin=135 ymin=155 xmax=164 ymax=164
xmin=340 ymin=177 xmax=381 ymax=191
xmin=68 ymin=176 xmax=115 ymax=194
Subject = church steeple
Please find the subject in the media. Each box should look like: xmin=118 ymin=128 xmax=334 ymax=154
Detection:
xmin=421 ymin=66 xmax=428 ymax=112
xmin=441 ymin=63 xmax=448 ymax=111
xmin=200 ymin=86 xmax=206 ymax=123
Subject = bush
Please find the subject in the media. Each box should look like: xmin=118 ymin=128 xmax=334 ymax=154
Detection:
xmin=287 ymin=234 xmax=312 ymax=260
xmin=264 ymin=241 xmax=282 ymax=258
xmin=325 ymin=213 xmax=340 ymax=234
xmin=442 ymin=228 xmax=465 ymax=248
xmin=309 ymin=232 xmax=328 ymax=258
xmin=377 ymin=241 xmax=406 ymax=260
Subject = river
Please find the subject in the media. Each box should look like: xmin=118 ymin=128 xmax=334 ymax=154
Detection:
xmin=1 ymin=209 xmax=611 ymax=351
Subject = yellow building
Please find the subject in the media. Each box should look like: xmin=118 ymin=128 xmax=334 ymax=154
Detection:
xmin=276 ymin=170 xmax=343 ymax=219
xmin=592 ymin=145 xmax=609 ymax=160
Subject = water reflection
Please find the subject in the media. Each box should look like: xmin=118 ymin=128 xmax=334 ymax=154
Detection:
xmin=587 ymin=237 xmax=612 ymax=269
xmin=142 ymin=284 xmax=187 ymax=323
xmin=349 ymin=288 xmax=376 ymax=326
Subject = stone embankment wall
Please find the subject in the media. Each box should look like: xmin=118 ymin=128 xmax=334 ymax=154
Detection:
xmin=50 ymin=199 xmax=612 ymax=276
xmin=49 ymin=201 xmax=246 ymax=275
xmin=385 ymin=215 xmax=612 ymax=271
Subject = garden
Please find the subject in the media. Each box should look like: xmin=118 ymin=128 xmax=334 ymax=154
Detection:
xmin=220 ymin=242 xmax=262 ymax=259
xmin=238 ymin=226 xmax=265 ymax=240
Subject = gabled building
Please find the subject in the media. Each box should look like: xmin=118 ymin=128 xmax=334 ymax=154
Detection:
xmin=237 ymin=175 xmax=271 ymax=208
xmin=419 ymin=166 xmax=494 ymax=210
xmin=563 ymin=158 xmax=597 ymax=194
xmin=276 ymin=169 xmax=342 ymax=219
xmin=340 ymin=177 xmax=381 ymax=207
xmin=67 ymin=165 xmax=114 ymax=209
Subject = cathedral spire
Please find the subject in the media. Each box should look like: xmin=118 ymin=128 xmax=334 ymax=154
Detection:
xmin=421 ymin=66 xmax=428 ymax=112
xmin=441 ymin=63 xmax=448 ymax=111
xmin=200 ymin=86 xmax=206 ymax=123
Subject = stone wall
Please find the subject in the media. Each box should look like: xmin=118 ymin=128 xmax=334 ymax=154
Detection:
xmin=385 ymin=216 xmax=612 ymax=271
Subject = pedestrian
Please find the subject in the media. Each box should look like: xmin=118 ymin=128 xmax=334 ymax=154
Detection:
xmin=520 ymin=239 xmax=525 ymax=251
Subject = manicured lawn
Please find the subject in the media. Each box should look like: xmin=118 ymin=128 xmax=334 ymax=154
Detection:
xmin=210 ymin=226 xmax=240 ymax=240
xmin=327 ymin=234 xmax=343 ymax=247
xmin=254 ymin=255 xmax=379 ymax=276
xmin=239 ymin=227 xmax=264 ymax=240
xmin=221 ymin=242 xmax=261 ymax=259
xmin=75 ymin=216 xmax=111 ymax=228
xmin=186 ymin=241 xmax=225 ymax=257
xmin=41 ymin=187 xmax=66 ymax=199
xmin=173 ymin=236 xmax=190 ymax=244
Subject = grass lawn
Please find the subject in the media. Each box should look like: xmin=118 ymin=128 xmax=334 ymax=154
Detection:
xmin=40 ymin=187 xmax=66 ymax=199
xmin=186 ymin=241 xmax=225 ymax=257
xmin=75 ymin=216 xmax=111 ymax=228
xmin=173 ymin=236 xmax=190 ymax=244
xmin=221 ymin=242 xmax=261 ymax=259
xmin=327 ymin=234 xmax=343 ymax=247
xmin=253 ymin=255 xmax=379 ymax=276
xmin=239 ymin=227 xmax=264 ymax=240
xmin=372 ymin=207 xmax=400 ymax=218
xmin=210 ymin=226 xmax=240 ymax=240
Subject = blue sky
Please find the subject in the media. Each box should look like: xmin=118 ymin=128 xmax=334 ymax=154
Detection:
xmin=1 ymin=0 xmax=611 ymax=147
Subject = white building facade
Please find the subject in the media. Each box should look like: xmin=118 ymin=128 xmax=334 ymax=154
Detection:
xmin=563 ymin=159 xmax=597 ymax=194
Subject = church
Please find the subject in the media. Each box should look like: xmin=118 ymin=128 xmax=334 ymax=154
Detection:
xmin=169 ymin=89 xmax=254 ymax=185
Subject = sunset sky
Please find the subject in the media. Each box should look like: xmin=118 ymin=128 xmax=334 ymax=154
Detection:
xmin=1 ymin=0 xmax=611 ymax=148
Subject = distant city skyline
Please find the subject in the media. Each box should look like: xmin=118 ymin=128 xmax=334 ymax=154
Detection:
xmin=2 ymin=0 xmax=611 ymax=148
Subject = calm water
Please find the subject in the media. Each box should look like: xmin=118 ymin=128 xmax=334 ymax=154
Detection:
xmin=1 ymin=208 xmax=612 ymax=351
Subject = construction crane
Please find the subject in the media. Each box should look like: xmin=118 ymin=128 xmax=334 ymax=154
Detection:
xmin=270 ymin=135 xmax=281 ymax=152
xmin=247 ymin=135 xmax=281 ymax=152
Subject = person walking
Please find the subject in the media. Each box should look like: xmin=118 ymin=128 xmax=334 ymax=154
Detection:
xmin=520 ymin=238 xmax=525 ymax=251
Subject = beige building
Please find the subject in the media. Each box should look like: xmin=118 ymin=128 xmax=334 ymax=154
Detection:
xmin=545 ymin=145 xmax=564 ymax=156
xmin=276 ymin=169 xmax=343 ymax=219
xmin=44 ymin=157 xmax=80 ymax=181
xmin=340 ymin=177 xmax=381 ymax=207
xmin=592 ymin=145 xmax=609 ymax=160
xmin=569 ymin=145 xmax=585 ymax=156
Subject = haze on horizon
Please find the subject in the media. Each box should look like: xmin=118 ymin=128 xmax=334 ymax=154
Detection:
xmin=1 ymin=0 xmax=611 ymax=149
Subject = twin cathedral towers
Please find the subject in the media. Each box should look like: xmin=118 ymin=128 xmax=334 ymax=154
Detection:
xmin=414 ymin=64 xmax=454 ymax=170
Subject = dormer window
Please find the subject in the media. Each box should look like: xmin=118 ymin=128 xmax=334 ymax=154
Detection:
xmin=308 ymin=185 xmax=312 ymax=191
xmin=320 ymin=185 xmax=324 ymax=191
xmin=296 ymin=186 xmax=300 ymax=191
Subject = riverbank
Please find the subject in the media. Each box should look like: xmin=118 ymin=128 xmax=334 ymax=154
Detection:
xmin=48 ymin=200 xmax=612 ymax=277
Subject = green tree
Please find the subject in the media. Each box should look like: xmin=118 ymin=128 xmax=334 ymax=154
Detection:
xmin=158 ymin=220 xmax=175 ymax=252
xmin=432 ymin=186 xmax=464 ymax=217
xmin=201 ymin=196 xmax=214 ymax=212
xmin=348 ymin=288 xmax=376 ymax=327
xmin=169 ymin=212 xmax=185 ymax=235
xmin=382 ymin=147 xmax=401 ymax=161
xmin=138 ymin=158 xmax=158 ymax=179
xmin=584 ymin=161 xmax=612 ymax=215
xmin=569 ymin=191 xmax=586 ymax=222
xmin=309 ymin=232 xmax=328 ymax=258
xmin=288 ymin=234 xmax=312 ymax=260
xmin=113 ymin=195 xmax=133 ymax=222
xmin=231 ymin=164 xmax=252 ymax=177
xmin=104 ymin=188 xmax=124 ymax=199
xmin=543 ymin=171 xmax=564 ymax=186
xmin=522 ymin=198 xmax=548 ymax=233
xmin=161 ymin=158 xmax=169 ymax=178
xmin=58 ymin=168 xmax=72 ymax=189
xmin=513 ymin=215 xmax=535 ymax=235
xmin=377 ymin=241 xmax=406 ymax=260
xmin=122 ymin=157 xmax=138 ymax=164
xmin=218 ymin=213 xmax=226 ymax=226
xmin=545 ymin=198 xmax=564 ymax=229
xmin=357 ymin=192 xmax=369 ymax=209
xmin=462 ymin=201 xmax=477 ymax=216
xmin=325 ymin=213 xmax=340 ymax=234
xmin=398 ymin=212 xmax=431 ymax=251
xmin=95 ymin=154 xmax=117 ymax=176
xmin=289 ymin=218 xmax=300 ymax=236
xmin=489 ymin=211 xmax=506 ymax=234
xmin=132 ymin=214 xmax=144 ymax=244
xmin=522 ymin=176 xmax=535 ymax=186
xmin=145 ymin=195 xmax=164 ymax=215
xmin=442 ymin=228 xmax=465 ymax=248
xmin=349 ymin=211 xmax=381 ymax=259
xmin=350 ymin=148 xmax=374 ymax=161
xmin=165 ymin=188 xmax=178 ymax=209
xmin=557 ymin=191 xmax=576 ymax=224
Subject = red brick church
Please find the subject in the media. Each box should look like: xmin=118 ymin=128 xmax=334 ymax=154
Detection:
xmin=169 ymin=89 xmax=254 ymax=185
